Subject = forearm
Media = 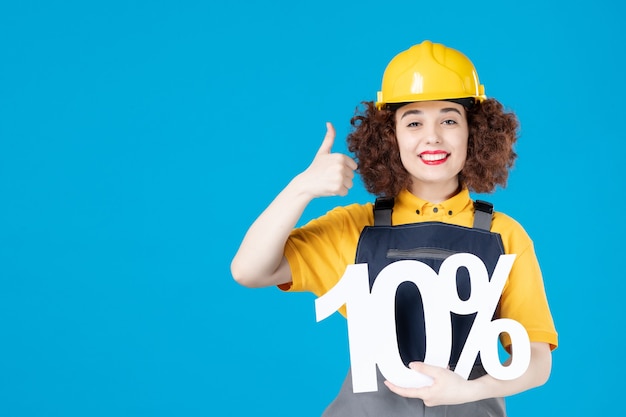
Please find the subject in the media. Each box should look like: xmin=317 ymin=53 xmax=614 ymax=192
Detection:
xmin=230 ymin=175 xmax=314 ymax=288
xmin=231 ymin=122 xmax=356 ymax=288
xmin=385 ymin=342 xmax=552 ymax=406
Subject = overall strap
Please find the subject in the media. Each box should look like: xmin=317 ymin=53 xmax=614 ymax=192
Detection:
xmin=373 ymin=197 xmax=394 ymax=226
xmin=473 ymin=200 xmax=494 ymax=231
xmin=374 ymin=197 xmax=494 ymax=231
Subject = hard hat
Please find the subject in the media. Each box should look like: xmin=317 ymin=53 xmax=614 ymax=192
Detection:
xmin=376 ymin=40 xmax=486 ymax=109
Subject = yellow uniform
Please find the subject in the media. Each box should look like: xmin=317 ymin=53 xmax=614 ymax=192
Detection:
xmin=282 ymin=188 xmax=558 ymax=350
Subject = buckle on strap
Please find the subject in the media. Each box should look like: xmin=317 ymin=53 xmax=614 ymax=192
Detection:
xmin=473 ymin=200 xmax=494 ymax=231
xmin=374 ymin=197 xmax=394 ymax=226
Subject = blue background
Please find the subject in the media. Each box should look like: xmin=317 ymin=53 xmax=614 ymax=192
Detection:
xmin=1 ymin=1 xmax=622 ymax=416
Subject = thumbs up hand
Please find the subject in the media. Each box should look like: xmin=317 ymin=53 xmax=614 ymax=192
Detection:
xmin=295 ymin=122 xmax=358 ymax=199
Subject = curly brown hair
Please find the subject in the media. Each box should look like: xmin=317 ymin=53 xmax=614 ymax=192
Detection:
xmin=347 ymin=99 xmax=519 ymax=197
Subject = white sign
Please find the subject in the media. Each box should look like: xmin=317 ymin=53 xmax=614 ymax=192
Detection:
xmin=315 ymin=253 xmax=530 ymax=393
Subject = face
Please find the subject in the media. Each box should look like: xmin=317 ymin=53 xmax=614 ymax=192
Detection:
xmin=395 ymin=100 xmax=469 ymax=200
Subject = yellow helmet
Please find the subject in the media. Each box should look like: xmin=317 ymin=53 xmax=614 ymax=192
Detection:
xmin=376 ymin=40 xmax=486 ymax=109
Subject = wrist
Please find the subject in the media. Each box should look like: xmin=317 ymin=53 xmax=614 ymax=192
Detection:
xmin=288 ymin=172 xmax=319 ymax=201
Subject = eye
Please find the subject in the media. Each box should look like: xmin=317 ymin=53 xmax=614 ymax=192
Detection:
xmin=406 ymin=121 xmax=421 ymax=128
xmin=442 ymin=119 xmax=458 ymax=125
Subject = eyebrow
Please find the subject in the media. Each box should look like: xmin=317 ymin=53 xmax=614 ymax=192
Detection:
xmin=399 ymin=107 xmax=463 ymax=120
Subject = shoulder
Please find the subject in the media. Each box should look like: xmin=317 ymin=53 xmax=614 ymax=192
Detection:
xmin=286 ymin=202 xmax=374 ymax=274
xmin=491 ymin=210 xmax=533 ymax=253
xmin=289 ymin=202 xmax=374 ymax=242
xmin=307 ymin=202 xmax=374 ymax=230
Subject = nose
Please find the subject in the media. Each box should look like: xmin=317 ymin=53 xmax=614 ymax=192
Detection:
xmin=424 ymin=123 xmax=441 ymax=144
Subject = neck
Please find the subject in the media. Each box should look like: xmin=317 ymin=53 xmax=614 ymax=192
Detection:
xmin=409 ymin=180 xmax=461 ymax=204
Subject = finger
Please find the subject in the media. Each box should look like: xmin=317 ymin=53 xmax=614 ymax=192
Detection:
xmin=345 ymin=155 xmax=358 ymax=171
xmin=335 ymin=154 xmax=358 ymax=171
xmin=342 ymin=176 xmax=354 ymax=191
xmin=316 ymin=122 xmax=336 ymax=156
xmin=409 ymin=361 xmax=440 ymax=378
xmin=383 ymin=380 xmax=426 ymax=399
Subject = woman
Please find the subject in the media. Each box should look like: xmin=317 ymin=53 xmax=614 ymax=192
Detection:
xmin=231 ymin=40 xmax=557 ymax=416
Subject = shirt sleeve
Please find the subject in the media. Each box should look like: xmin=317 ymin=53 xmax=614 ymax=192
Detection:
xmin=281 ymin=204 xmax=372 ymax=298
xmin=496 ymin=215 xmax=558 ymax=350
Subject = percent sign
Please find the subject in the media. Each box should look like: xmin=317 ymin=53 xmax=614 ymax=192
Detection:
xmin=315 ymin=253 xmax=531 ymax=393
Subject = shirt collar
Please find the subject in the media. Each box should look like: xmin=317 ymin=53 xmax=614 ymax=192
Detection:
xmin=394 ymin=187 xmax=473 ymax=218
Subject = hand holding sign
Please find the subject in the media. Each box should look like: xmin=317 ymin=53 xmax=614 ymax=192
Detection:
xmin=315 ymin=253 xmax=531 ymax=393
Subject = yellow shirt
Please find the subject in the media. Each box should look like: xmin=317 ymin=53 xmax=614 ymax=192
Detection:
xmin=283 ymin=188 xmax=558 ymax=350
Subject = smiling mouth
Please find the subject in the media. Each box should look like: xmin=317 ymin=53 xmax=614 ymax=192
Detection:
xmin=419 ymin=152 xmax=450 ymax=164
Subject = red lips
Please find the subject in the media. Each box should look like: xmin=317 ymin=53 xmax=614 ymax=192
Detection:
xmin=419 ymin=150 xmax=449 ymax=165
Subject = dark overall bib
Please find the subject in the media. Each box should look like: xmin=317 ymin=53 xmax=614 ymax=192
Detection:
xmin=321 ymin=199 xmax=507 ymax=417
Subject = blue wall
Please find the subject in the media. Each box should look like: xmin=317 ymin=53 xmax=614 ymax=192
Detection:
xmin=1 ymin=1 xmax=622 ymax=415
